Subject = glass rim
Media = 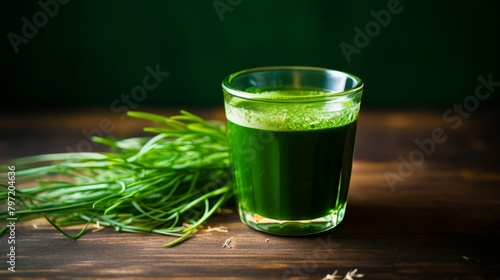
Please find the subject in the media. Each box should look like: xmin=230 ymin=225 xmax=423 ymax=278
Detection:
xmin=222 ymin=66 xmax=364 ymax=103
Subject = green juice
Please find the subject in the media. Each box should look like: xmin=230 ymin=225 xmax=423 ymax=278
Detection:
xmin=225 ymin=91 xmax=360 ymax=235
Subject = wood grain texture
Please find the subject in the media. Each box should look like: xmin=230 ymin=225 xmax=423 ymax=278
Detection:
xmin=1 ymin=108 xmax=499 ymax=280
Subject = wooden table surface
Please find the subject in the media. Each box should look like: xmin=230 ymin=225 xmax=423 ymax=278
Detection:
xmin=0 ymin=107 xmax=499 ymax=280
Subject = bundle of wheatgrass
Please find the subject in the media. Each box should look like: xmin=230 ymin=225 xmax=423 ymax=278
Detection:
xmin=0 ymin=111 xmax=233 ymax=247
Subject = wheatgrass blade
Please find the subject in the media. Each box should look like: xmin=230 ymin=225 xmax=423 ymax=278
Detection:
xmin=0 ymin=111 xmax=233 ymax=246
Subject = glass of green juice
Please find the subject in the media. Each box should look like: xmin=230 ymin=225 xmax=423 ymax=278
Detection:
xmin=222 ymin=66 xmax=363 ymax=235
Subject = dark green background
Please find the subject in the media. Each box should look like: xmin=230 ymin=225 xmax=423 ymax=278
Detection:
xmin=2 ymin=0 xmax=499 ymax=112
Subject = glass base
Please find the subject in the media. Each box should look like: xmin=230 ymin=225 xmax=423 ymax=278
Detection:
xmin=238 ymin=206 xmax=346 ymax=236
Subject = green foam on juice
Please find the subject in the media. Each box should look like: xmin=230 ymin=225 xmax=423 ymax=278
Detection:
xmin=225 ymin=89 xmax=360 ymax=131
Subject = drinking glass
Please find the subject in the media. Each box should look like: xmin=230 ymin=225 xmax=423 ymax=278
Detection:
xmin=222 ymin=66 xmax=363 ymax=235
